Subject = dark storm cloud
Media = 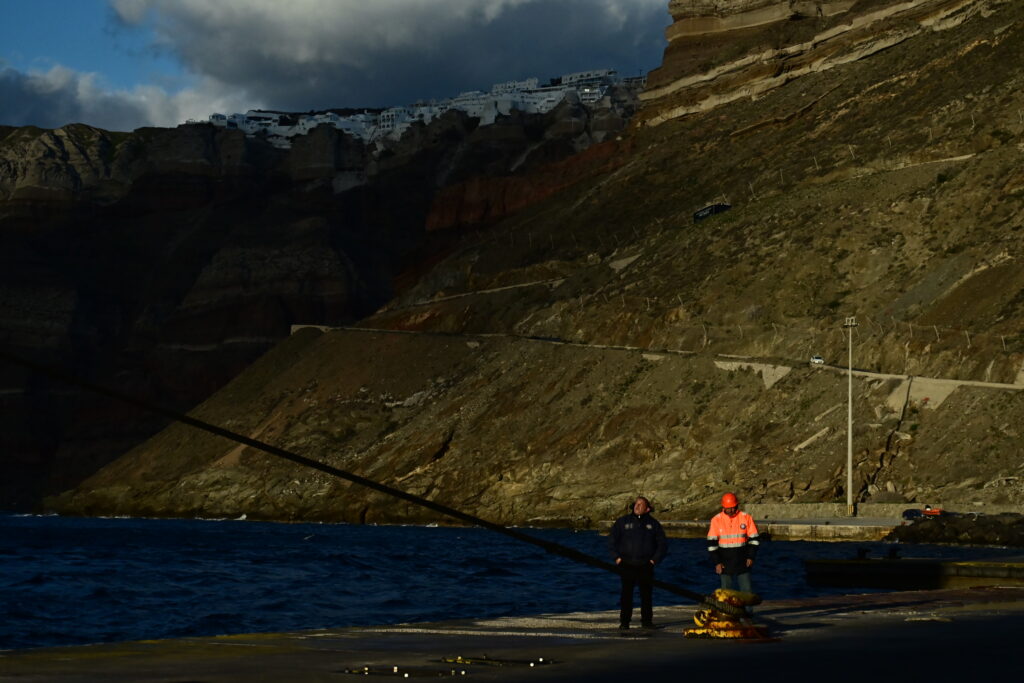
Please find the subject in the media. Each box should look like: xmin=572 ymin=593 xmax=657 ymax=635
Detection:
xmin=0 ymin=65 xmax=152 ymax=131
xmin=0 ymin=62 xmax=256 ymax=131
xmin=112 ymin=0 xmax=670 ymax=112
xmin=1 ymin=1 xmax=670 ymax=130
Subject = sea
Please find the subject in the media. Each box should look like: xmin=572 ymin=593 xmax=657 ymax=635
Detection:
xmin=3 ymin=513 xmax=1019 ymax=651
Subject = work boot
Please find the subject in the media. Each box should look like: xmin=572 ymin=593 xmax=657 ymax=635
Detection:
xmin=618 ymin=623 xmax=630 ymax=630
xmin=641 ymin=621 xmax=657 ymax=630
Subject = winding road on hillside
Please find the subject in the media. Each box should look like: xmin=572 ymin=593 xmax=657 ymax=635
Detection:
xmin=291 ymin=323 xmax=1024 ymax=407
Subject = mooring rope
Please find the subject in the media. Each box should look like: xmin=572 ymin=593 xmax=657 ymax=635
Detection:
xmin=0 ymin=348 xmax=739 ymax=614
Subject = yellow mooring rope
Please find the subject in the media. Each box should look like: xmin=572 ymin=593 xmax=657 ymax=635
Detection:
xmin=684 ymin=589 xmax=771 ymax=639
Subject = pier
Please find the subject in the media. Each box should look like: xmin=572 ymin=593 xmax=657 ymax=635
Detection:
xmin=660 ymin=517 xmax=899 ymax=542
xmin=656 ymin=503 xmax=1024 ymax=543
xmin=4 ymin=587 xmax=1023 ymax=681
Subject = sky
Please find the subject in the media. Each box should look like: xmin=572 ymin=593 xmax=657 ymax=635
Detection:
xmin=0 ymin=0 xmax=670 ymax=132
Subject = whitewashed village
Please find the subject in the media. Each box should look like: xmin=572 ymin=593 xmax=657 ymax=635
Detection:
xmin=200 ymin=69 xmax=642 ymax=147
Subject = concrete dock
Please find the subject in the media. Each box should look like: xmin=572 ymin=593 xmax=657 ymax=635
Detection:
xmin=634 ymin=503 xmax=921 ymax=542
xmin=4 ymin=586 xmax=1023 ymax=682
xmin=661 ymin=517 xmax=900 ymax=542
xmin=655 ymin=503 xmax=1024 ymax=543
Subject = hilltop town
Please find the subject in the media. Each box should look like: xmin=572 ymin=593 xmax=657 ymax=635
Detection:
xmin=199 ymin=69 xmax=644 ymax=147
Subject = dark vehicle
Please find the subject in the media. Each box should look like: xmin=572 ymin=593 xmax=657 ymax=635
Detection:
xmin=901 ymin=506 xmax=947 ymax=521
xmin=693 ymin=203 xmax=732 ymax=223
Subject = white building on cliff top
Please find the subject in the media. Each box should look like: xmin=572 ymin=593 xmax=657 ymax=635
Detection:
xmin=206 ymin=68 xmax=625 ymax=148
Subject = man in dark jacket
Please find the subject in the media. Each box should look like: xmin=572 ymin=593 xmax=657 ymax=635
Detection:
xmin=608 ymin=496 xmax=668 ymax=629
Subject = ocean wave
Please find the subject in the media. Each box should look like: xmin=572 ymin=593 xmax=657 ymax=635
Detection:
xmin=4 ymin=516 xmax=1018 ymax=651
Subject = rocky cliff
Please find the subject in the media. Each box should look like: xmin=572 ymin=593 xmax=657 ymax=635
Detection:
xmin=41 ymin=0 xmax=1024 ymax=525
xmin=641 ymin=0 xmax=994 ymax=126
xmin=0 ymin=95 xmax=635 ymax=510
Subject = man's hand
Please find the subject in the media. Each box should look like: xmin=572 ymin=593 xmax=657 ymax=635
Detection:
xmin=615 ymin=557 xmax=622 ymax=565
xmin=649 ymin=559 xmax=655 ymax=566
xmin=746 ymin=559 xmax=754 ymax=568
xmin=715 ymin=563 xmax=724 ymax=575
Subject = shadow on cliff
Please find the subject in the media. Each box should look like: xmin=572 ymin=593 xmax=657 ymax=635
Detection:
xmin=0 ymin=95 xmax=637 ymax=510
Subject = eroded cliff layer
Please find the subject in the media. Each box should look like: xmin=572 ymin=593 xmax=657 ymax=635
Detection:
xmin=641 ymin=0 xmax=997 ymax=126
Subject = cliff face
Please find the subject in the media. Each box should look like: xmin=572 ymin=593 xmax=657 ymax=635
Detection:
xmin=641 ymin=0 xmax=991 ymax=126
xmin=39 ymin=0 xmax=1024 ymax=524
xmin=0 ymin=96 xmax=635 ymax=510
xmin=49 ymin=0 xmax=1024 ymax=526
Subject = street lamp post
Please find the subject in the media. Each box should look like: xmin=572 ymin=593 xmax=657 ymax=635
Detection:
xmin=844 ymin=316 xmax=858 ymax=517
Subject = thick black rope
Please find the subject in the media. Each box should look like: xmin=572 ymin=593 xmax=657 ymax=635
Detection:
xmin=0 ymin=348 xmax=740 ymax=614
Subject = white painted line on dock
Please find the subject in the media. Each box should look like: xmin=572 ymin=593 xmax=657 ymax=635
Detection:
xmin=358 ymin=627 xmax=616 ymax=640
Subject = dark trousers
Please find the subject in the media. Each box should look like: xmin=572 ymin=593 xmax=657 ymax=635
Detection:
xmin=720 ymin=571 xmax=752 ymax=593
xmin=618 ymin=562 xmax=654 ymax=626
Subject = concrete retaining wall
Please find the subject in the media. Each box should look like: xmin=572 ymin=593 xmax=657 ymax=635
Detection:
xmin=742 ymin=503 xmax=1024 ymax=520
xmin=744 ymin=504 xmax=848 ymax=519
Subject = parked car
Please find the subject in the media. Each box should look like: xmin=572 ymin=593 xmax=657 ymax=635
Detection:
xmin=810 ymin=355 xmax=825 ymax=365
xmin=692 ymin=202 xmax=732 ymax=223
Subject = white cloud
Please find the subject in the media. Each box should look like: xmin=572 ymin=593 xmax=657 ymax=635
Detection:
xmin=2 ymin=0 xmax=668 ymax=130
xmin=110 ymin=0 xmax=669 ymax=110
xmin=0 ymin=65 xmax=255 ymax=131
xmin=109 ymin=0 xmax=150 ymax=24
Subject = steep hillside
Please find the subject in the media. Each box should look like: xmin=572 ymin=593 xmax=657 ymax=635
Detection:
xmin=52 ymin=0 xmax=1024 ymax=524
xmin=1 ymin=97 xmax=633 ymax=510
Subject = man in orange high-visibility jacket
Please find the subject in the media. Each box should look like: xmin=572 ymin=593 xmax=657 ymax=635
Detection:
xmin=706 ymin=492 xmax=760 ymax=594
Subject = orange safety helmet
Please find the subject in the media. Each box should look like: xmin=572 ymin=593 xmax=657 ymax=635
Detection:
xmin=721 ymin=492 xmax=739 ymax=508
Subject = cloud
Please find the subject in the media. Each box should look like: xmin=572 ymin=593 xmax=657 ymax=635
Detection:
xmin=0 ymin=65 xmax=256 ymax=131
xmin=1 ymin=0 xmax=668 ymax=131
xmin=111 ymin=0 xmax=669 ymax=111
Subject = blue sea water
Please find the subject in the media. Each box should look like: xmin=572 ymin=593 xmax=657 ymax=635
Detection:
xmin=2 ymin=514 xmax=1019 ymax=651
